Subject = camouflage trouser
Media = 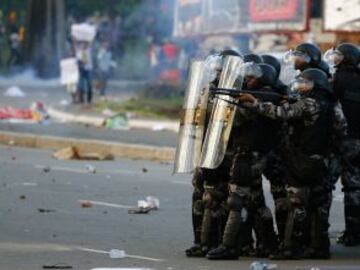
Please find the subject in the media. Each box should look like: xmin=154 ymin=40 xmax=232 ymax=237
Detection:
xmin=222 ymin=150 xmax=277 ymax=252
xmin=191 ymin=157 xmax=231 ymax=248
xmin=341 ymin=139 xmax=360 ymax=236
xmin=328 ymin=151 xmax=343 ymax=187
xmin=200 ymin=157 xmax=231 ymax=249
xmin=283 ymin=152 xmax=331 ymax=254
xmin=191 ymin=168 xmax=205 ymax=245
xmin=308 ymin=184 xmax=332 ymax=252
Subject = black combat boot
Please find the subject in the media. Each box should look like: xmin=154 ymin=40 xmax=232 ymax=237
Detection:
xmin=206 ymin=245 xmax=239 ymax=260
xmin=337 ymin=230 xmax=360 ymax=246
xmin=185 ymin=244 xmax=209 ymax=257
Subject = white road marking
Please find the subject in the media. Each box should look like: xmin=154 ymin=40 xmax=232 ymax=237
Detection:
xmin=35 ymin=164 xmax=140 ymax=175
xmin=76 ymin=247 xmax=164 ymax=262
xmin=78 ymin=200 xmax=133 ymax=209
xmin=35 ymin=164 xmax=87 ymax=174
xmin=23 ymin=182 xmax=38 ymax=186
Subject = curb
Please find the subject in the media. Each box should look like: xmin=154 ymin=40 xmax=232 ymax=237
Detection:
xmin=48 ymin=107 xmax=105 ymax=127
xmin=48 ymin=107 xmax=180 ymax=132
xmin=0 ymin=131 xmax=175 ymax=162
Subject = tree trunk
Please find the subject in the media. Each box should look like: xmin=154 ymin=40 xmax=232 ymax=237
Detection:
xmin=24 ymin=0 xmax=66 ymax=78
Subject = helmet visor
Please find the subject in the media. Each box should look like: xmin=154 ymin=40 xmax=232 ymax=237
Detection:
xmin=240 ymin=62 xmax=263 ymax=79
xmin=324 ymin=48 xmax=344 ymax=67
xmin=205 ymin=53 xmax=223 ymax=71
xmin=290 ymin=77 xmax=314 ymax=94
xmin=284 ymin=50 xmax=311 ymax=65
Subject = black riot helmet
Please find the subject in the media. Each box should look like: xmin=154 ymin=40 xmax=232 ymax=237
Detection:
xmin=205 ymin=49 xmax=242 ymax=73
xmin=299 ymin=68 xmax=331 ymax=91
xmin=262 ymin=54 xmax=281 ymax=78
xmin=295 ymin=43 xmax=322 ymax=66
xmin=244 ymin=53 xmax=263 ymax=64
xmin=337 ymin=43 xmax=360 ymax=67
xmin=220 ymin=49 xmax=241 ymax=58
xmin=318 ymin=60 xmax=331 ymax=77
xmin=258 ymin=63 xmax=277 ymax=87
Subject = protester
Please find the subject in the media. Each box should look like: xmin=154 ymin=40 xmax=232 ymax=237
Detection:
xmin=95 ymin=41 xmax=114 ymax=96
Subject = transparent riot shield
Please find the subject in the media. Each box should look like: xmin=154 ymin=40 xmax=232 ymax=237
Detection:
xmin=200 ymin=55 xmax=244 ymax=169
xmin=173 ymin=60 xmax=214 ymax=174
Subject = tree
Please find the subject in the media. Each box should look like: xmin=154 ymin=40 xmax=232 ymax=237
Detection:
xmin=24 ymin=0 xmax=66 ymax=78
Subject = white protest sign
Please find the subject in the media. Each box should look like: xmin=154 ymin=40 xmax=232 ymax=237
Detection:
xmin=60 ymin=58 xmax=79 ymax=85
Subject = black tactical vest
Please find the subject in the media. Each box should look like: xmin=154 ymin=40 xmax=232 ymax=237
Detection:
xmin=289 ymin=92 xmax=333 ymax=155
xmin=333 ymin=66 xmax=360 ymax=139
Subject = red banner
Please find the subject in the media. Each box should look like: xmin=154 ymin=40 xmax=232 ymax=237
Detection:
xmin=249 ymin=0 xmax=298 ymax=22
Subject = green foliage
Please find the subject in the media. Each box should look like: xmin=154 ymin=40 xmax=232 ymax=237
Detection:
xmin=95 ymin=95 xmax=183 ymax=119
xmin=65 ymin=0 xmax=144 ymax=17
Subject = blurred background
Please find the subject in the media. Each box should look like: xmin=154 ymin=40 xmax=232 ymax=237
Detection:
xmin=0 ymin=0 xmax=359 ymax=126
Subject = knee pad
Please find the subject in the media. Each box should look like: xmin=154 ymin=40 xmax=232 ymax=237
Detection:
xmin=227 ymin=193 xmax=243 ymax=211
xmin=257 ymin=206 xmax=273 ymax=221
xmin=193 ymin=200 xmax=204 ymax=216
xmin=287 ymin=186 xmax=309 ymax=206
xmin=293 ymin=207 xmax=307 ymax=223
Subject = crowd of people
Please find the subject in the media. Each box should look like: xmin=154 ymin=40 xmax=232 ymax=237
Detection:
xmin=0 ymin=10 xmax=25 ymax=71
xmin=177 ymin=42 xmax=360 ymax=260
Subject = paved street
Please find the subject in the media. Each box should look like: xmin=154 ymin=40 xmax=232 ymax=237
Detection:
xmin=0 ymin=80 xmax=178 ymax=147
xmin=0 ymin=146 xmax=359 ymax=270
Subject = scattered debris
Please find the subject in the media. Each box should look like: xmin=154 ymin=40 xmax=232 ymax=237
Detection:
xmin=142 ymin=168 xmax=148 ymax=173
xmin=109 ymin=249 xmax=126 ymax=259
xmin=80 ymin=200 xmax=93 ymax=208
xmin=0 ymin=107 xmax=31 ymax=119
xmin=52 ymin=147 xmax=76 ymax=160
xmin=52 ymin=146 xmax=114 ymax=161
xmin=145 ymin=196 xmax=160 ymax=210
xmin=102 ymin=108 xmax=116 ymax=117
xmin=31 ymin=101 xmax=50 ymax=122
xmin=0 ymin=104 xmax=49 ymax=123
xmin=249 ymin=261 xmax=277 ymax=270
xmin=4 ymin=86 xmax=26 ymax=97
xmin=103 ymin=211 xmax=108 ymax=214
xmin=42 ymin=263 xmax=73 ymax=269
xmin=11 ymin=156 xmax=16 ymax=160
xmin=128 ymin=196 xmax=160 ymax=214
xmin=85 ymin=164 xmax=96 ymax=174
xmin=8 ymin=140 xmax=15 ymax=145
xmin=37 ymin=208 xmax=56 ymax=213
xmin=105 ymin=113 xmax=129 ymax=130
xmin=43 ymin=166 xmax=51 ymax=173
xmin=19 ymin=195 xmax=26 ymax=200
xmin=128 ymin=208 xmax=152 ymax=214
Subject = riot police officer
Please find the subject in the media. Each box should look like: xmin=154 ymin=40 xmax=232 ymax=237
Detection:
xmin=285 ymin=42 xmax=331 ymax=77
xmin=238 ymin=68 xmax=335 ymax=259
xmin=261 ymin=54 xmax=289 ymax=243
xmin=206 ymin=63 xmax=280 ymax=260
xmin=326 ymin=43 xmax=360 ymax=246
xmin=186 ymin=49 xmax=242 ymax=257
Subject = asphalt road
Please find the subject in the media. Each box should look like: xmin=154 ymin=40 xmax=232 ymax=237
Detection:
xmin=0 ymin=80 xmax=177 ymax=147
xmin=0 ymin=146 xmax=359 ymax=270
